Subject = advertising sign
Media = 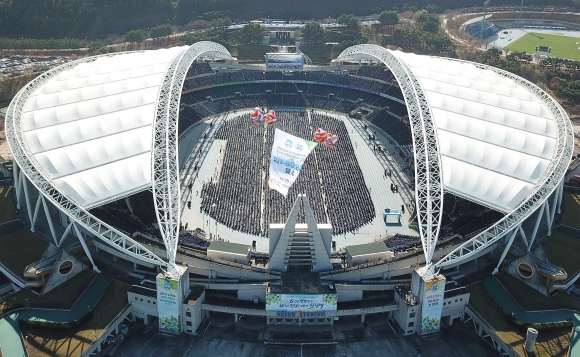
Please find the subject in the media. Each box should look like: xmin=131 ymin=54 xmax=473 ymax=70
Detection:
xmin=420 ymin=276 xmax=445 ymax=333
xmin=268 ymin=128 xmax=317 ymax=197
xmin=266 ymin=293 xmax=338 ymax=312
xmin=266 ymin=53 xmax=304 ymax=71
xmin=156 ymin=276 xmax=181 ymax=334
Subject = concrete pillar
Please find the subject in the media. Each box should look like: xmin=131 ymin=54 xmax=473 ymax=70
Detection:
xmin=235 ymin=313 xmax=239 ymax=322
xmin=525 ymin=328 xmax=538 ymax=353
xmin=131 ymin=312 xmax=136 ymax=322
xmin=134 ymin=262 xmax=138 ymax=269
xmin=361 ymin=314 xmax=366 ymax=323
xmin=96 ymin=344 xmax=101 ymax=353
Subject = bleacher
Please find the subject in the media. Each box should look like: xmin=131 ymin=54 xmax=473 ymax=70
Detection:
xmin=466 ymin=21 xmax=499 ymax=39
xmin=368 ymin=108 xmax=412 ymax=150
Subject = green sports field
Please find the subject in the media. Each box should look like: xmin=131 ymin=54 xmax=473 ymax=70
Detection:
xmin=505 ymin=32 xmax=580 ymax=60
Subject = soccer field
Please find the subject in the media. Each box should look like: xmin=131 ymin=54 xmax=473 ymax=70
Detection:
xmin=505 ymin=32 xmax=580 ymax=60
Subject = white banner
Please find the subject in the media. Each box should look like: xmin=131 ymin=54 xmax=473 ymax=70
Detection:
xmin=268 ymin=129 xmax=317 ymax=197
xmin=266 ymin=293 xmax=338 ymax=312
xmin=420 ymin=276 xmax=445 ymax=333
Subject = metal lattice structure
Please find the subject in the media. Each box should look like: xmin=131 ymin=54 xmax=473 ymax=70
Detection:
xmin=6 ymin=42 xmax=235 ymax=272
xmin=151 ymin=42 xmax=233 ymax=273
xmin=5 ymin=52 xmax=166 ymax=266
xmin=337 ymin=45 xmax=444 ymax=272
xmin=336 ymin=46 xmax=573 ymax=271
xmin=434 ymin=60 xmax=573 ymax=268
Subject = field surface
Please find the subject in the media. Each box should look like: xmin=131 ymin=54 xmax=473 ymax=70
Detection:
xmin=505 ymin=32 xmax=580 ymax=60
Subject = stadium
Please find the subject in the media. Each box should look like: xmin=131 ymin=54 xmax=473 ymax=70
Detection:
xmin=4 ymin=41 xmax=574 ymax=340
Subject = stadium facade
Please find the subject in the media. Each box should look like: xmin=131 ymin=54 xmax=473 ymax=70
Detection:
xmin=4 ymin=41 xmax=573 ymax=337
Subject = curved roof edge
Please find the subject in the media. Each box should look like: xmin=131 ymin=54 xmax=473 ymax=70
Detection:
xmin=435 ymin=59 xmax=573 ymax=268
xmin=150 ymin=41 xmax=234 ymax=271
xmin=336 ymin=45 xmax=573 ymax=269
xmin=337 ymin=44 xmax=444 ymax=268
xmin=5 ymin=42 xmax=235 ymax=269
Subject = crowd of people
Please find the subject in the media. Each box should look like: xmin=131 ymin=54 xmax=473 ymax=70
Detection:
xmin=310 ymin=112 xmax=375 ymax=234
xmin=199 ymin=110 xmax=375 ymax=237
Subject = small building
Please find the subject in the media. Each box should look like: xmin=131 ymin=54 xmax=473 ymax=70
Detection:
xmin=207 ymin=241 xmax=251 ymax=265
xmin=345 ymin=242 xmax=393 ymax=267
xmin=441 ymin=285 xmax=470 ymax=326
xmin=128 ymin=284 xmax=158 ymax=325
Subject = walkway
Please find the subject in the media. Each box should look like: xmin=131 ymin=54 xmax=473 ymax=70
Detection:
xmin=0 ymin=274 xmax=112 ymax=357
xmin=483 ymin=276 xmax=580 ymax=356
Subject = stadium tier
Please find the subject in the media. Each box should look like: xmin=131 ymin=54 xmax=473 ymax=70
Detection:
xmin=466 ymin=21 xmax=500 ymax=39
xmin=5 ymin=42 xmax=572 ymax=275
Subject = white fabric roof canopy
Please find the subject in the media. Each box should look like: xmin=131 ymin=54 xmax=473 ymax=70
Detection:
xmin=392 ymin=51 xmax=558 ymax=212
xmin=16 ymin=45 xmax=561 ymax=215
xmin=21 ymin=47 xmax=188 ymax=208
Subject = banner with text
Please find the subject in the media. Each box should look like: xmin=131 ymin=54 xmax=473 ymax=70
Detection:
xmin=268 ymin=128 xmax=317 ymax=197
xmin=420 ymin=276 xmax=446 ymax=333
xmin=266 ymin=293 xmax=338 ymax=312
xmin=156 ymin=276 xmax=181 ymax=334
xmin=266 ymin=53 xmax=304 ymax=71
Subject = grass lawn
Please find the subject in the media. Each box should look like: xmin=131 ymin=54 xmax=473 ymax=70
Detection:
xmin=496 ymin=273 xmax=580 ymax=312
xmin=0 ymin=270 xmax=96 ymax=316
xmin=543 ymin=232 xmax=580 ymax=282
xmin=505 ymin=32 xmax=580 ymax=60
xmin=0 ymin=229 xmax=46 ymax=280
xmin=466 ymin=282 xmax=571 ymax=357
xmin=0 ymin=186 xmax=17 ymax=223
xmin=20 ymin=280 xmax=131 ymax=357
xmin=561 ymin=192 xmax=580 ymax=229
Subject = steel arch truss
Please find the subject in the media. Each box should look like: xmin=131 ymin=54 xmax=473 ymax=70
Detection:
xmin=152 ymin=41 xmax=234 ymax=273
xmin=5 ymin=53 xmax=167 ymax=267
xmin=337 ymin=45 xmax=444 ymax=269
xmin=435 ymin=60 xmax=573 ymax=268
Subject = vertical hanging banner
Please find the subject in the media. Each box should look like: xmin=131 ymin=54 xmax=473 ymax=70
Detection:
xmin=268 ymin=128 xmax=317 ymax=197
xmin=420 ymin=276 xmax=446 ymax=333
xmin=156 ymin=275 xmax=181 ymax=334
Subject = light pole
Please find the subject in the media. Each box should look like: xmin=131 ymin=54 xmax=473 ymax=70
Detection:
xmin=517 ymin=0 xmax=524 ymax=29
xmin=479 ymin=0 xmax=490 ymax=40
